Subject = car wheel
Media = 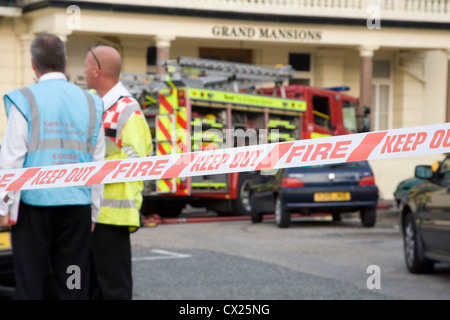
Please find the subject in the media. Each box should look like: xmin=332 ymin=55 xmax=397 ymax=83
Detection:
xmin=360 ymin=207 xmax=376 ymax=227
xmin=250 ymin=193 xmax=262 ymax=223
xmin=403 ymin=211 xmax=434 ymax=274
xmin=275 ymin=194 xmax=290 ymax=228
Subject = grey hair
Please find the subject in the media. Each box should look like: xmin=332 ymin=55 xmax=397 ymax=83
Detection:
xmin=30 ymin=33 xmax=66 ymax=73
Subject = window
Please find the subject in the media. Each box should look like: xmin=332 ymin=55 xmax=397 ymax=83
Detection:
xmin=372 ymin=60 xmax=392 ymax=131
xmin=289 ymin=53 xmax=310 ymax=71
xmin=372 ymin=83 xmax=390 ymax=131
xmin=289 ymin=53 xmax=312 ymax=86
xmin=199 ymin=48 xmax=252 ymax=63
xmin=312 ymin=95 xmax=331 ymax=129
xmin=147 ymin=46 xmax=157 ymax=65
xmin=342 ymin=101 xmax=358 ymax=133
xmin=373 ymin=60 xmax=390 ymax=78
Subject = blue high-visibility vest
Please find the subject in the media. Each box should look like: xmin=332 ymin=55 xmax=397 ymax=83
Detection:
xmin=4 ymin=79 xmax=104 ymax=206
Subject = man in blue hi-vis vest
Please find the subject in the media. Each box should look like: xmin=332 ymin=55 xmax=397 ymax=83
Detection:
xmin=0 ymin=33 xmax=105 ymax=300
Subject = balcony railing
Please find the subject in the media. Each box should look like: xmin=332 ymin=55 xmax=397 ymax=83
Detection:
xmin=0 ymin=0 xmax=22 ymax=17
xmin=22 ymin=0 xmax=450 ymax=23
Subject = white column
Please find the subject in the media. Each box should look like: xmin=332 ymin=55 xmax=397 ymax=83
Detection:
xmin=358 ymin=44 xmax=378 ymax=131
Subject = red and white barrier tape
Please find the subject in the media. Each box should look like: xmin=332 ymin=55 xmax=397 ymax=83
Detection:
xmin=1 ymin=123 xmax=449 ymax=192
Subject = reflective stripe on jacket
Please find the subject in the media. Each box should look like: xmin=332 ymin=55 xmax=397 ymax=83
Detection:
xmin=98 ymin=95 xmax=153 ymax=231
xmin=3 ymin=79 xmax=104 ymax=206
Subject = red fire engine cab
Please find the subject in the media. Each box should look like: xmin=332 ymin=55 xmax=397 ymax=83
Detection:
xmin=256 ymin=84 xmax=362 ymax=139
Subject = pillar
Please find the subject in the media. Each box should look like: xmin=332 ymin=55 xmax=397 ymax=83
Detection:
xmin=359 ymin=45 xmax=378 ymax=131
xmin=446 ymin=49 xmax=450 ymax=123
xmin=155 ymin=35 xmax=175 ymax=74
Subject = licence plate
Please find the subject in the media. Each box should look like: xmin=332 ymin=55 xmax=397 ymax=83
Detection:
xmin=314 ymin=192 xmax=351 ymax=202
xmin=0 ymin=232 xmax=12 ymax=251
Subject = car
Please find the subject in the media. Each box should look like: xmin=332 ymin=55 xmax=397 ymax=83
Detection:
xmin=401 ymin=153 xmax=450 ymax=274
xmin=249 ymin=161 xmax=379 ymax=228
xmin=393 ymin=160 xmax=441 ymax=208
xmin=393 ymin=177 xmax=423 ymax=208
xmin=0 ymin=226 xmax=14 ymax=287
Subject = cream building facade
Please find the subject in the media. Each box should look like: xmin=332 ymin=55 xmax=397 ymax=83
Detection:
xmin=1 ymin=0 xmax=450 ymax=201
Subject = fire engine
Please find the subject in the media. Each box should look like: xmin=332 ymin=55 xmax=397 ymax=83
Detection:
xmin=121 ymin=57 xmax=368 ymax=218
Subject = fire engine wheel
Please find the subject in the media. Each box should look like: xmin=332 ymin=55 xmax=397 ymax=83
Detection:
xmin=250 ymin=193 xmax=262 ymax=223
xmin=142 ymin=200 xmax=184 ymax=218
xmin=162 ymin=202 xmax=185 ymax=218
xmin=231 ymin=173 xmax=253 ymax=216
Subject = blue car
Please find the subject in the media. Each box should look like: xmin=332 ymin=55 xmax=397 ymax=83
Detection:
xmin=249 ymin=161 xmax=379 ymax=228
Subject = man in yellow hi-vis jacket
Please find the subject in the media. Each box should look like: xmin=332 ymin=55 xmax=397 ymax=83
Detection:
xmin=84 ymin=45 xmax=152 ymax=300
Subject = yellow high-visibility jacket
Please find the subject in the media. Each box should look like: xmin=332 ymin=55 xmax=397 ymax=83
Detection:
xmin=98 ymin=93 xmax=152 ymax=232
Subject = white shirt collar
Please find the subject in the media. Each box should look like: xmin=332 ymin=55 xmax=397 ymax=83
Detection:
xmin=102 ymin=81 xmax=132 ymax=111
xmin=38 ymin=72 xmax=67 ymax=83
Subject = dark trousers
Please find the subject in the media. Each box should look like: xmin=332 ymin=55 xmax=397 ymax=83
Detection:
xmin=11 ymin=202 xmax=92 ymax=300
xmin=90 ymin=223 xmax=132 ymax=300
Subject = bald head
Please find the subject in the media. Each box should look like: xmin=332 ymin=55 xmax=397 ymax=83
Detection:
xmin=91 ymin=46 xmax=122 ymax=80
xmin=85 ymin=45 xmax=122 ymax=97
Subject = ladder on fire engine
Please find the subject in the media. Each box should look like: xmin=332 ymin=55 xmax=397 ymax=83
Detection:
xmin=121 ymin=56 xmax=295 ymax=113
xmin=121 ymin=56 xmax=296 ymax=116
xmin=165 ymin=56 xmax=294 ymax=93
xmin=124 ymin=56 xmax=293 ymax=88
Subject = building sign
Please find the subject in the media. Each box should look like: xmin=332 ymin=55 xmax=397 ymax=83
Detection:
xmin=212 ymin=25 xmax=322 ymax=42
